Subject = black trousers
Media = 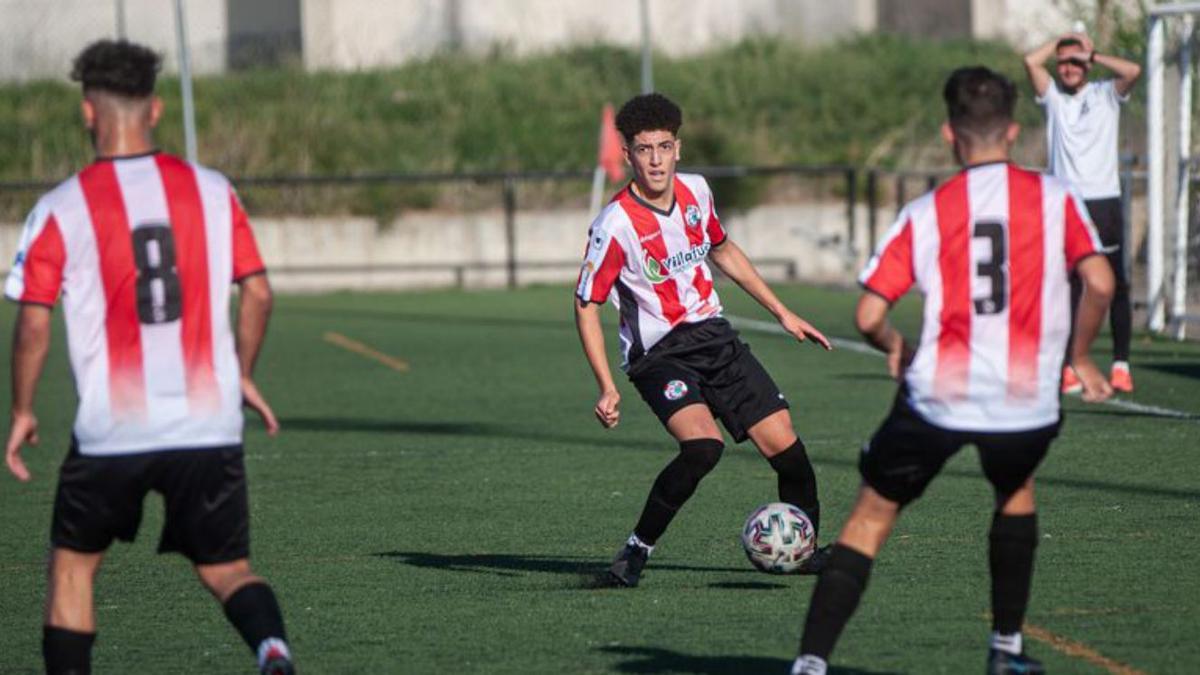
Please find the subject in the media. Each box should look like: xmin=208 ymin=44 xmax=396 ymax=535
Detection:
xmin=1069 ymin=197 xmax=1131 ymax=363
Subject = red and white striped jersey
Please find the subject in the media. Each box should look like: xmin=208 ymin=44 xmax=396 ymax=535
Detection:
xmin=5 ymin=152 xmax=266 ymax=455
xmin=576 ymin=173 xmax=727 ymax=367
xmin=860 ymin=162 xmax=1103 ymax=432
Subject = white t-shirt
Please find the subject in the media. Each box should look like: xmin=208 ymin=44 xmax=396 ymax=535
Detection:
xmin=1037 ymin=79 xmax=1128 ymax=200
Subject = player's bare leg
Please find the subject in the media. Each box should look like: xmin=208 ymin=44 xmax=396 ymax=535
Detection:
xmin=44 ymin=548 xmax=103 ymax=674
xmin=609 ymin=403 xmax=724 ymax=587
xmin=747 ymin=409 xmax=822 ymax=539
xmin=196 ymin=559 xmax=294 ymax=674
xmin=986 ymin=478 xmax=1044 ymax=674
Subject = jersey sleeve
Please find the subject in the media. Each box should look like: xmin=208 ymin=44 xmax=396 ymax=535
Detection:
xmin=4 ymin=201 xmax=66 ymax=307
xmin=575 ymin=213 xmax=627 ymax=305
xmin=858 ymin=210 xmax=915 ymax=303
xmin=702 ymin=177 xmax=727 ymax=246
xmin=230 ymin=188 xmax=266 ymax=281
xmin=1063 ymin=190 xmax=1104 ymax=269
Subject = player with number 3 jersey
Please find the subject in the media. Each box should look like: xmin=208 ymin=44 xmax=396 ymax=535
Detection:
xmin=791 ymin=67 xmax=1115 ymax=675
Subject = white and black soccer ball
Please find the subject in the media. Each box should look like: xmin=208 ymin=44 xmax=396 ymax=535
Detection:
xmin=741 ymin=502 xmax=816 ymax=573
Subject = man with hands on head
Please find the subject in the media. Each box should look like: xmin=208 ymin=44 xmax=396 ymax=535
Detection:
xmin=1024 ymin=31 xmax=1141 ymax=394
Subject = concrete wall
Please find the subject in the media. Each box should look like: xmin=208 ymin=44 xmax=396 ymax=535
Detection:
xmin=0 ymin=0 xmax=1143 ymax=81
xmin=0 ymin=201 xmax=872 ymax=293
xmin=299 ymin=0 xmax=876 ymax=71
xmin=0 ymin=0 xmax=226 ymax=82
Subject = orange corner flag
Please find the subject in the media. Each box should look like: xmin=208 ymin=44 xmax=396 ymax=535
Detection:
xmin=598 ymin=103 xmax=625 ymax=182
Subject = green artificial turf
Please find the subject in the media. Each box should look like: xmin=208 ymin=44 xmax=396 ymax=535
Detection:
xmin=0 ymin=284 xmax=1196 ymax=673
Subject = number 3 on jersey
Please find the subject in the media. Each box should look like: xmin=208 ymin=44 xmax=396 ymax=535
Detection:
xmin=132 ymin=224 xmax=182 ymax=324
xmin=972 ymin=220 xmax=1007 ymax=316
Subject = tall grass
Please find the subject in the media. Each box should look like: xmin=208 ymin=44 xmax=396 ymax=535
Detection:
xmin=0 ymin=36 xmax=1136 ymax=217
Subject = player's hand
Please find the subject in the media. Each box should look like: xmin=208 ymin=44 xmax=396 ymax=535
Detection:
xmin=886 ymin=337 xmax=915 ymax=381
xmin=5 ymin=410 xmax=39 ymax=482
xmin=595 ymin=389 xmax=621 ymax=429
xmin=1064 ymin=32 xmax=1094 ymax=59
xmin=241 ymin=377 xmax=280 ymax=436
xmin=1072 ymin=358 xmax=1113 ymax=403
xmin=778 ymin=311 xmax=833 ymax=351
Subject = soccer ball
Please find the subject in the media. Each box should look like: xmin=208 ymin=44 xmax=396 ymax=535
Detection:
xmin=741 ymin=502 xmax=816 ymax=573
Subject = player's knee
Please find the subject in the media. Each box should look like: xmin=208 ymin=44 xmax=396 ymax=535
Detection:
xmin=679 ymin=437 xmax=724 ymax=478
xmin=196 ymin=559 xmax=259 ymax=601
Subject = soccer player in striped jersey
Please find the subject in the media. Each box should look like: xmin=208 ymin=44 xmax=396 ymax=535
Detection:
xmin=575 ymin=93 xmax=834 ymax=587
xmin=790 ymin=67 xmax=1114 ymax=675
xmin=4 ymin=41 xmax=294 ymax=674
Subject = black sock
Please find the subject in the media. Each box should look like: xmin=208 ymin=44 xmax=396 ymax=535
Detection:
xmin=799 ymin=544 xmax=873 ymax=660
xmin=989 ymin=512 xmax=1038 ymax=635
xmin=223 ymin=583 xmax=288 ymax=658
xmin=43 ymin=626 xmax=95 ymax=675
xmin=768 ymin=439 xmax=820 ymax=537
xmin=633 ymin=438 xmax=724 ymax=545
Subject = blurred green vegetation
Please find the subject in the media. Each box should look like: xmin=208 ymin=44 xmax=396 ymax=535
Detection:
xmin=0 ymin=35 xmax=1145 ymax=218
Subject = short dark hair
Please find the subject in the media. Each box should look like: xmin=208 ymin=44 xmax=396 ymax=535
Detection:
xmin=70 ymin=40 xmax=161 ymax=98
xmin=615 ymin=93 xmax=682 ymax=142
xmin=942 ymin=66 xmax=1017 ymax=142
xmin=1056 ymin=37 xmax=1084 ymax=51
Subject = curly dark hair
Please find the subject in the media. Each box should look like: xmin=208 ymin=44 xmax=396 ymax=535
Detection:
xmin=70 ymin=40 xmax=161 ymax=97
xmin=615 ymin=93 xmax=682 ymax=142
xmin=942 ymin=66 xmax=1016 ymax=142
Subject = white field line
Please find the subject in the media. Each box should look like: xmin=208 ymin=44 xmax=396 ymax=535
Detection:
xmin=726 ymin=314 xmax=1200 ymax=421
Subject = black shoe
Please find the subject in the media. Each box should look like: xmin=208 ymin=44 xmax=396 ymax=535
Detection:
xmin=987 ymin=649 xmax=1044 ymax=675
xmin=608 ymin=542 xmax=650 ymax=587
xmin=795 ymin=544 xmax=832 ymax=575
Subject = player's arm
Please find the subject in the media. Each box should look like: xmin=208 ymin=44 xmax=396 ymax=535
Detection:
xmin=575 ymin=299 xmax=620 ymax=428
xmin=1071 ymin=256 xmax=1116 ymax=402
xmin=708 ymin=239 xmax=831 ymax=350
xmin=6 ymin=304 xmax=52 ymax=481
xmin=1023 ymin=37 xmax=1060 ymax=97
xmin=855 ymin=293 xmax=913 ymax=380
xmin=236 ymin=273 xmax=278 ymax=434
xmin=1094 ymin=52 xmax=1142 ymax=97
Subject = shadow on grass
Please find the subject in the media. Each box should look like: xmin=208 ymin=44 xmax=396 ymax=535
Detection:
xmin=707 ymin=581 xmax=789 ymax=590
xmin=1139 ymin=361 xmax=1200 ymax=380
xmin=598 ymin=645 xmax=898 ymax=675
xmin=280 ymin=416 xmax=661 ymax=450
xmin=374 ymin=551 xmax=755 ymax=589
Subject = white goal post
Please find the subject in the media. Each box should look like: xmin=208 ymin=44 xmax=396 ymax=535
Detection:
xmin=1146 ymin=3 xmax=1198 ymax=339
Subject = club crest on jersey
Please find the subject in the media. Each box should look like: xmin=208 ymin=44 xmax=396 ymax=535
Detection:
xmin=663 ymin=380 xmax=689 ymax=401
xmin=685 ymin=204 xmax=702 ymax=227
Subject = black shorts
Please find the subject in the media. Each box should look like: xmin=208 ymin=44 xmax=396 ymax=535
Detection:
xmin=1083 ymin=197 xmax=1126 ymax=283
xmin=52 ymin=443 xmax=250 ymax=565
xmin=859 ymin=393 xmax=1059 ymax=506
xmin=628 ymin=318 xmax=789 ymax=443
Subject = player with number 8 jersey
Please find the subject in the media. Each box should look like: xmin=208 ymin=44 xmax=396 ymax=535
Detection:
xmin=7 ymin=152 xmax=264 ymax=453
xmin=5 ymin=39 xmax=293 ymax=675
